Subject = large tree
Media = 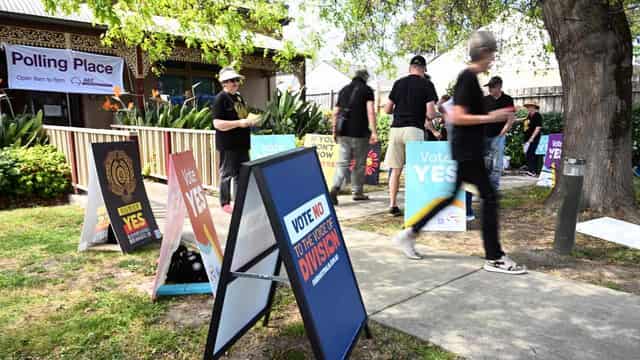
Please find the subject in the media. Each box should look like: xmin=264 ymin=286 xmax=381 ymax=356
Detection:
xmin=320 ymin=0 xmax=638 ymax=219
xmin=43 ymin=0 xmax=300 ymax=70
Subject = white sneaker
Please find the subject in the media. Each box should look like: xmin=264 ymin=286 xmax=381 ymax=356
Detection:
xmin=466 ymin=215 xmax=476 ymax=221
xmin=392 ymin=228 xmax=423 ymax=260
xmin=484 ymin=255 xmax=527 ymax=275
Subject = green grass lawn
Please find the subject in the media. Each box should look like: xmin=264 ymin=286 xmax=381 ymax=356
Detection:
xmin=0 ymin=205 xmax=459 ymax=360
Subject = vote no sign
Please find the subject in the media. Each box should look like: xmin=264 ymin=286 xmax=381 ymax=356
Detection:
xmin=284 ymin=194 xmax=342 ymax=285
xmin=205 ymin=148 xmax=368 ymax=360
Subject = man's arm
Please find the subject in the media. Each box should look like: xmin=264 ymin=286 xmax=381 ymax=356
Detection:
xmin=499 ymin=114 xmax=515 ymax=136
xmin=213 ymin=118 xmax=251 ymax=131
xmin=332 ymin=106 xmax=340 ymax=126
xmin=367 ymin=100 xmax=378 ymax=144
xmin=451 ymin=105 xmax=510 ymax=126
xmin=425 ymin=101 xmax=441 ymax=138
xmin=383 ymin=99 xmax=394 ymax=114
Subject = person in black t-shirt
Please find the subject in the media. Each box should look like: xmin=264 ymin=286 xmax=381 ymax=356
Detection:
xmin=329 ymin=69 xmax=378 ymax=205
xmin=383 ymin=55 xmax=439 ymax=216
xmin=466 ymin=76 xmax=515 ymax=220
xmin=391 ymin=31 xmax=526 ymax=275
xmin=212 ymin=67 xmax=258 ymax=214
xmin=523 ymin=102 xmax=543 ymax=176
xmin=484 ymin=76 xmax=514 ymax=187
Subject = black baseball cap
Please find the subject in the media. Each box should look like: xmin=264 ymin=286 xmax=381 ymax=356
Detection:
xmin=484 ymin=76 xmax=503 ymax=87
xmin=410 ymin=55 xmax=426 ymax=67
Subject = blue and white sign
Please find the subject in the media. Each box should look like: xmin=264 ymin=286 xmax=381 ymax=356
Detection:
xmin=283 ymin=194 xmax=331 ymax=246
xmin=405 ymin=141 xmax=465 ymax=232
xmin=535 ymin=135 xmax=549 ymax=155
xmin=250 ymin=135 xmax=296 ymax=160
xmin=260 ymin=148 xmax=367 ymax=359
xmin=4 ymin=43 xmax=124 ymax=95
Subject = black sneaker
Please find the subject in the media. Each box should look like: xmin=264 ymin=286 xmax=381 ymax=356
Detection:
xmin=352 ymin=193 xmax=369 ymax=201
xmin=389 ymin=206 xmax=402 ymax=217
xmin=329 ymin=188 xmax=339 ymax=205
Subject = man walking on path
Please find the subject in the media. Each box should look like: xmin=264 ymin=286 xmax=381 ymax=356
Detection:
xmin=467 ymin=76 xmax=515 ymax=220
xmin=329 ymin=69 xmax=378 ymax=205
xmin=384 ymin=55 xmax=439 ymax=217
xmin=391 ymin=31 xmax=527 ymax=275
xmin=523 ymin=102 xmax=543 ymax=176
xmin=212 ymin=67 xmax=258 ymax=214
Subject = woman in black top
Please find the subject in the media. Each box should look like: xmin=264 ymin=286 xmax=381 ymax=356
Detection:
xmin=212 ymin=67 xmax=258 ymax=214
xmin=391 ymin=31 xmax=526 ymax=275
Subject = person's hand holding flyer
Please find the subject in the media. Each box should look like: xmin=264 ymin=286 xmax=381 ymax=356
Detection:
xmin=246 ymin=112 xmax=262 ymax=127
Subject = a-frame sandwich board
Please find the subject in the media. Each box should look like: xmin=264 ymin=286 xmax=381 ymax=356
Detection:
xmin=151 ymin=151 xmax=224 ymax=299
xmin=79 ymin=141 xmax=161 ymax=253
xmin=204 ymin=147 xmax=368 ymax=360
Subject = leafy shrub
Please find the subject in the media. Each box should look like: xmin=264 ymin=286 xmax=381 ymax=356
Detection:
xmin=0 ymin=110 xmax=47 ymax=148
xmin=377 ymin=113 xmax=392 ymax=158
xmin=0 ymin=145 xmax=71 ymax=200
xmin=541 ymin=112 xmax=563 ymax=135
xmin=114 ymin=101 xmax=213 ymax=129
xmin=505 ymin=121 xmax=526 ymax=168
xmin=259 ymin=89 xmax=331 ymax=138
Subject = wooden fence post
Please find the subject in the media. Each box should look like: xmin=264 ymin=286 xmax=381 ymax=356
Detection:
xmin=66 ymin=131 xmax=79 ymax=193
xmin=330 ymin=89 xmax=335 ymax=109
xmin=164 ymin=131 xmax=172 ymax=179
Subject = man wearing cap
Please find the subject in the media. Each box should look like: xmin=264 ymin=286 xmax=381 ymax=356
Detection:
xmin=212 ymin=66 xmax=258 ymax=214
xmin=391 ymin=31 xmax=526 ymax=275
xmin=329 ymin=69 xmax=378 ymax=205
xmin=523 ymin=102 xmax=543 ymax=176
xmin=466 ymin=76 xmax=515 ymax=220
xmin=383 ymin=55 xmax=439 ymax=216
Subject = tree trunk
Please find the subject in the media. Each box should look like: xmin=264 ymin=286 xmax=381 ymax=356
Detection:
xmin=541 ymin=0 xmax=638 ymax=220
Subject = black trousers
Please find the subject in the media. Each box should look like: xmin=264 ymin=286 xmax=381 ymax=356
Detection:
xmin=526 ymin=139 xmax=540 ymax=174
xmin=219 ymin=149 xmax=250 ymax=206
xmin=411 ymin=158 xmax=504 ymax=260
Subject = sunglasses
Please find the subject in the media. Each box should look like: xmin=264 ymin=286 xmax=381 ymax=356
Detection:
xmin=224 ymin=78 xmax=241 ymax=84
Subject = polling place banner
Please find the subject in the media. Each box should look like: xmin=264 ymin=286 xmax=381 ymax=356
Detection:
xmin=537 ymin=133 xmax=563 ymax=188
xmin=4 ymin=43 xmax=124 ymax=94
xmin=303 ymin=134 xmax=338 ymax=187
xmin=250 ymin=135 xmax=297 ymax=160
xmin=405 ymin=141 xmax=465 ymax=232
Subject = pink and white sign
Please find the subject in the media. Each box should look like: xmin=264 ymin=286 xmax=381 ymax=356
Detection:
xmin=4 ymin=43 xmax=124 ymax=94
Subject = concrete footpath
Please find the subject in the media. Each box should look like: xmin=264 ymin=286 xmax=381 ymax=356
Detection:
xmin=115 ymin=177 xmax=640 ymax=359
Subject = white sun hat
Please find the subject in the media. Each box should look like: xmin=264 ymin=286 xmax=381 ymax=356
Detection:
xmin=219 ymin=66 xmax=245 ymax=82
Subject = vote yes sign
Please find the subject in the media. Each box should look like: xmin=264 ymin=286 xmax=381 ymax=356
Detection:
xmin=405 ymin=141 xmax=465 ymax=232
xmin=544 ymin=134 xmax=563 ymax=170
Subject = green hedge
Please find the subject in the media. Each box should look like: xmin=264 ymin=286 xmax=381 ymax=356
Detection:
xmin=377 ymin=113 xmax=392 ymax=158
xmin=0 ymin=145 xmax=72 ymax=200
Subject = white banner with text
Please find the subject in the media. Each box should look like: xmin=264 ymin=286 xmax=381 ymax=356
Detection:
xmin=4 ymin=43 xmax=124 ymax=94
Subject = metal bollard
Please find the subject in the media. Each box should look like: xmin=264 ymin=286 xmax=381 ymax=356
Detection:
xmin=554 ymin=158 xmax=586 ymax=255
